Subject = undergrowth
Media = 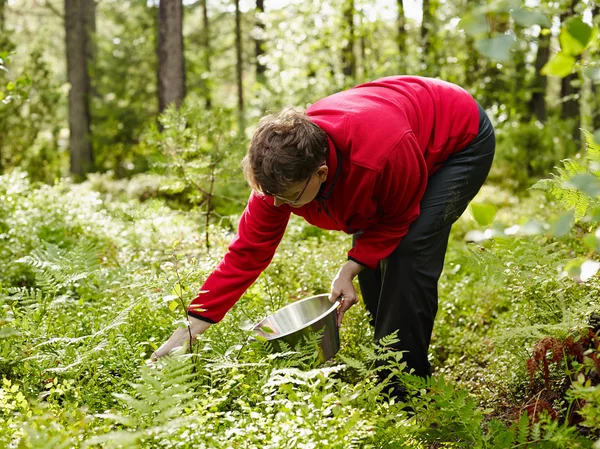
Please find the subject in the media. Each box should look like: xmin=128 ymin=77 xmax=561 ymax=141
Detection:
xmin=0 ymin=132 xmax=599 ymax=448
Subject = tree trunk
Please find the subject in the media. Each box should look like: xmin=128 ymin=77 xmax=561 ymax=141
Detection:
xmin=201 ymin=0 xmax=211 ymax=108
xmin=421 ymin=0 xmax=431 ymax=74
xmin=0 ymin=0 xmax=6 ymax=32
xmin=234 ymin=0 xmax=244 ymax=130
xmin=560 ymin=0 xmax=581 ymax=144
xmin=65 ymin=0 xmax=94 ymax=178
xmin=593 ymin=5 xmax=600 ymax=131
xmin=396 ymin=0 xmax=406 ymax=71
xmin=529 ymin=30 xmax=550 ymax=122
xmin=157 ymin=0 xmax=186 ymax=113
xmin=465 ymin=37 xmax=480 ymax=88
xmin=341 ymin=0 xmax=355 ymax=81
xmin=255 ymin=0 xmax=266 ymax=84
xmin=83 ymin=0 xmax=96 ymax=97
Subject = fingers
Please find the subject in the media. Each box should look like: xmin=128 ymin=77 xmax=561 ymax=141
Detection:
xmin=150 ymin=320 xmax=212 ymax=363
xmin=328 ymin=287 xmax=341 ymax=303
xmin=336 ymin=295 xmax=359 ymax=327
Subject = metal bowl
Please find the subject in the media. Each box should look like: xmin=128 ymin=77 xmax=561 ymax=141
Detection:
xmin=253 ymin=294 xmax=340 ymax=363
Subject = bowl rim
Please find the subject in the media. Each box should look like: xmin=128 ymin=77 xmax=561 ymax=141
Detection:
xmin=253 ymin=293 xmax=340 ymax=341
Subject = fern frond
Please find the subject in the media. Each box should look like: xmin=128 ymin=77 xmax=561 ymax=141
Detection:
xmin=16 ymin=240 xmax=101 ymax=293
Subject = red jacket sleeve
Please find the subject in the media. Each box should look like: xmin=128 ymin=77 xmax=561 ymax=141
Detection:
xmin=347 ymin=131 xmax=428 ymax=270
xmin=187 ymin=191 xmax=291 ymax=323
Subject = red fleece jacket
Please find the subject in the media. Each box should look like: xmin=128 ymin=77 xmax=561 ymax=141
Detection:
xmin=188 ymin=76 xmax=480 ymax=323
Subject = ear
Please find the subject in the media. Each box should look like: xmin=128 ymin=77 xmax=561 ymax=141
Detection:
xmin=317 ymin=165 xmax=328 ymax=182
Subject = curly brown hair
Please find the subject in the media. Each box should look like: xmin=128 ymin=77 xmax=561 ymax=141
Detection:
xmin=242 ymin=107 xmax=328 ymax=196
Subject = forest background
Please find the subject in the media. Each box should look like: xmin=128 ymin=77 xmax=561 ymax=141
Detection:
xmin=1 ymin=0 xmax=600 ymax=447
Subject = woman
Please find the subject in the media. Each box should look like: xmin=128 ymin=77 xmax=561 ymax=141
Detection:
xmin=152 ymin=75 xmax=495 ymax=392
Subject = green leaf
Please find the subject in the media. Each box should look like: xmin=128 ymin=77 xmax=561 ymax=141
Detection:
xmin=591 ymin=206 xmax=600 ymax=223
xmin=169 ymin=300 xmax=179 ymax=311
xmin=475 ymin=35 xmax=515 ymax=62
xmin=511 ymin=8 xmax=551 ymax=28
xmin=564 ymin=258 xmax=600 ymax=282
xmin=594 ymin=129 xmax=600 ymax=145
xmin=6 ymin=82 xmax=15 ymax=91
xmin=260 ymin=326 xmax=274 ymax=334
xmin=559 ymin=18 xmax=595 ymax=56
xmin=583 ymin=67 xmax=600 ymax=81
xmin=567 ymin=174 xmax=600 ymax=197
xmin=460 ymin=13 xmax=489 ymax=36
xmin=541 ymin=52 xmax=576 ymax=77
xmin=583 ymin=228 xmax=600 ymax=252
xmin=173 ymin=283 xmax=183 ymax=297
xmin=471 ymin=203 xmax=498 ymax=226
xmin=551 ymin=210 xmax=575 ymax=237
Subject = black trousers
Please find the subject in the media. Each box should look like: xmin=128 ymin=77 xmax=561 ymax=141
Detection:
xmin=353 ymin=103 xmax=495 ymax=379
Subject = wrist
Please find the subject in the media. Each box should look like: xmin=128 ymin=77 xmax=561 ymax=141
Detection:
xmin=342 ymin=260 xmax=364 ymax=279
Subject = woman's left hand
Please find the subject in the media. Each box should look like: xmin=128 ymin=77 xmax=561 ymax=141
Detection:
xmin=329 ymin=260 xmax=364 ymax=327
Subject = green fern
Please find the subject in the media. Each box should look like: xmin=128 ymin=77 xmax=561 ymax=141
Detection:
xmin=16 ymin=240 xmax=101 ymax=294
xmin=85 ymin=356 xmax=198 ymax=448
xmin=531 ymin=132 xmax=600 ymax=221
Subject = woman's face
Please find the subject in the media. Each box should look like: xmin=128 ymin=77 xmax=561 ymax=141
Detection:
xmin=272 ymin=165 xmax=329 ymax=208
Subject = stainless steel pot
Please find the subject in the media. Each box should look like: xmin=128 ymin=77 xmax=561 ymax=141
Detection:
xmin=253 ymin=294 xmax=340 ymax=363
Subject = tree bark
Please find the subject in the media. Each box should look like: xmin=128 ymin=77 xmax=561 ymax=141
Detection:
xmin=421 ymin=0 xmax=438 ymax=76
xmin=0 ymin=0 xmax=6 ymax=32
xmin=157 ymin=0 xmax=186 ymax=113
xmin=396 ymin=0 xmax=406 ymax=71
xmin=235 ymin=0 xmax=244 ymax=129
xmin=255 ymin=0 xmax=266 ymax=84
xmin=529 ymin=29 xmax=550 ymax=122
xmin=341 ymin=0 xmax=355 ymax=80
xmin=593 ymin=5 xmax=600 ymax=131
xmin=201 ymin=0 xmax=211 ymax=108
xmin=65 ymin=0 xmax=94 ymax=178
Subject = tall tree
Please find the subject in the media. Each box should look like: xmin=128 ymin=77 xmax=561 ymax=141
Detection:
xmin=529 ymin=29 xmax=550 ymax=122
xmin=255 ymin=0 xmax=266 ymax=85
xmin=0 ymin=0 xmax=5 ymax=32
xmin=559 ymin=0 xmax=581 ymax=144
xmin=396 ymin=0 xmax=406 ymax=71
xmin=235 ymin=0 xmax=244 ymax=129
xmin=65 ymin=0 xmax=95 ymax=178
xmin=591 ymin=4 xmax=599 ymax=131
xmin=201 ymin=0 xmax=211 ymax=108
xmin=157 ymin=0 xmax=186 ymax=113
xmin=341 ymin=0 xmax=355 ymax=81
xmin=421 ymin=0 xmax=439 ymax=76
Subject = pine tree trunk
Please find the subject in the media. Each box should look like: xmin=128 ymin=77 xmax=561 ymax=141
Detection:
xmin=157 ymin=0 xmax=186 ymax=113
xmin=255 ymin=0 xmax=266 ymax=85
xmin=465 ymin=37 xmax=479 ymax=87
xmin=341 ymin=0 xmax=355 ymax=81
xmin=201 ymin=0 xmax=211 ymax=108
xmin=529 ymin=30 xmax=550 ymax=122
xmin=0 ymin=0 xmax=5 ymax=32
xmin=421 ymin=0 xmax=438 ymax=76
xmin=65 ymin=0 xmax=94 ymax=178
xmin=396 ymin=0 xmax=406 ymax=71
xmin=234 ymin=0 xmax=244 ymax=130
xmin=83 ymin=0 xmax=96 ymax=97
xmin=593 ymin=5 xmax=600 ymax=131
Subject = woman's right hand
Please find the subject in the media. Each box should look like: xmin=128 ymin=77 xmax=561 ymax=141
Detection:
xmin=151 ymin=316 xmax=212 ymax=361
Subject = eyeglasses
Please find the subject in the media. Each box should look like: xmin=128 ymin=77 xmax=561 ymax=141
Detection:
xmin=270 ymin=175 xmax=312 ymax=205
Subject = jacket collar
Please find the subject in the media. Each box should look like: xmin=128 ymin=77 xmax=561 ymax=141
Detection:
xmin=316 ymin=137 xmax=342 ymax=200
